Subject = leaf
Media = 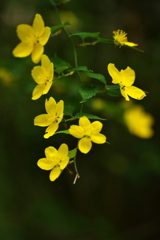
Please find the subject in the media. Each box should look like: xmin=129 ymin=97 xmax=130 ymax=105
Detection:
xmin=74 ymin=112 xmax=106 ymax=120
xmin=105 ymin=85 xmax=121 ymax=97
xmin=98 ymin=37 xmax=114 ymax=44
xmin=70 ymin=32 xmax=100 ymax=40
xmin=55 ymin=130 xmax=70 ymax=134
xmin=54 ymin=66 xmax=69 ymax=74
xmin=50 ymin=22 xmax=70 ymax=33
xmin=68 ymin=148 xmax=77 ymax=159
xmin=64 ymin=104 xmax=75 ymax=116
xmin=79 ymin=85 xmax=99 ymax=100
xmin=51 ymin=53 xmax=72 ymax=68
xmin=68 ymin=66 xmax=89 ymax=72
xmin=83 ymin=72 xmax=106 ymax=84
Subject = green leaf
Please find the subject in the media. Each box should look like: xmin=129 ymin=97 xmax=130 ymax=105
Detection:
xmin=106 ymin=85 xmax=121 ymax=97
xmin=79 ymin=85 xmax=99 ymax=100
xmin=83 ymin=72 xmax=106 ymax=84
xmin=70 ymin=32 xmax=100 ymax=40
xmin=54 ymin=66 xmax=69 ymax=74
xmin=68 ymin=148 xmax=77 ymax=159
xmin=74 ymin=112 xmax=106 ymax=120
xmin=52 ymin=53 xmax=72 ymax=68
xmin=98 ymin=37 xmax=114 ymax=44
xmin=50 ymin=22 xmax=70 ymax=33
xmin=68 ymin=66 xmax=89 ymax=72
xmin=64 ymin=104 xmax=75 ymax=116
xmin=55 ymin=130 xmax=70 ymax=134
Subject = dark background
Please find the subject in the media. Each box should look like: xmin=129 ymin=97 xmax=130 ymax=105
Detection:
xmin=0 ymin=0 xmax=160 ymax=239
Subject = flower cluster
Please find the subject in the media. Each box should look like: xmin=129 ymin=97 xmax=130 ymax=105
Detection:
xmin=12 ymin=11 xmax=152 ymax=183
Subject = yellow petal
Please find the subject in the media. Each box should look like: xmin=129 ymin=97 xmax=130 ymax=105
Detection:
xmin=58 ymin=144 xmax=69 ymax=169
xmin=32 ymin=84 xmax=45 ymax=100
xmin=120 ymin=88 xmax=130 ymax=101
xmin=91 ymin=133 xmax=106 ymax=144
xmin=31 ymin=66 xmax=45 ymax=84
xmin=34 ymin=114 xmax=52 ymax=126
xmin=16 ymin=24 xmax=34 ymax=42
xmin=56 ymin=100 xmax=64 ymax=122
xmin=32 ymin=14 xmax=45 ymax=37
xmin=37 ymin=158 xmax=55 ymax=170
xmin=12 ymin=42 xmax=33 ymax=57
xmin=41 ymin=55 xmax=54 ymax=81
xmin=121 ymin=67 xmax=135 ymax=86
xmin=45 ymin=97 xmax=56 ymax=114
xmin=91 ymin=121 xmax=103 ymax=134
xmin=126 ymin=86 xmax=146 ymax=100
xmin=49 ymin=166 xmax=61 ymax=181
xmin=78 ymin=137 xmax=92 ymax=154
xmin=45 ymin=146 xmax=57 ymax=159
xmin=69 ymin=125 xmax=84 ymax=138
xmin=31 ymin=43 xmax=44 ymax=63
xmin=44 ymin=122 xmax=59 ymax=139
xmin=107 ymin=63 xmax=121 ymax=84
xmin=43 ymin=81 xmax=53 ymax=95
xmin=79 ymin=116 xmax=90 ymax=128
xmin=124 ymin=42 xmax=138 ymax=47
xmin=39 ymin=27 xmax=51 ymax=45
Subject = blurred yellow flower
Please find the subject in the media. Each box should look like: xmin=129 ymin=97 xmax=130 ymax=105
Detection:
xmin=12 ymin=14 xmax=51 ymax=63
xmin=113 ymin=29 xmax=138 ymax=47
xmin=0 ymin=68 xmax=13 ymax=86
xmin=124 ymin=105 xmax=154 ymax=138
xmin=107 ymin=63 xmax=146 ymax=101
xmin=37 ymin=144 xmax=69 ymax=181
xmin=31 ymin=54 xmax=54 ymax=100
xmin=69 ymin=116 xmax=106 ymax=154
xmin=34 ymin=97 xmax=64 ymax=139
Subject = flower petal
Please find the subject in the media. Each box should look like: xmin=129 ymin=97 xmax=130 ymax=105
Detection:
xmin=49 ymin=166 xmax=61 ymax=181
xmin=69 ymin=125 xmax=84 ymax=138
xmin=121 ymin=67 xmax=135 ymax=86
xmin=79 ymin=116 xmax=90 ymax=128
xmin=32 ymin=14 xmax=45 ymax=37
xmin=12 ymin=42 xmax=33 ymax=57
xmin=32 ymin=84 xmax=45 ymax=100
xmin=39 ymin=27 xmax=51 ymax=45
xmin=45 ymin=146 xmax=57 ymax=159
xmin=16 ymin=24 xmax=34 ymax=42
xmin=43 ymin=81 xmax=53 ymax=95
xmin=37 ymin=158 xmax=55 ymax=170
xmin=107 ymin=63 xmax=121 ymax=84
xmin=31 ymin=43 xmax=44 ymax=63
xmin=56 ymin=100 xmax=64 ymax=122
xmin=91 ymin=133 xmax=106 ymax=144
xmin=31 ymin=66 xmax=45 ymax=84
xmin=126 ymin=86 xmax=146 ymax=100
xmin=45 ymin=97 xmax=56 ymax=114
xmin=91 ymin=121 xmax=103 ymax=134
xmin=120 ymin=88 xmax=130 ymax=101
xmin=58 ymin=144 xmax=69 ymax=169
xmin=78 ymin=137 xmax=92 ymax=154
xmin=34 ymin=114 xmax=52 ymax=126
xmin=44 ymin=122 xmax=59 ymax=139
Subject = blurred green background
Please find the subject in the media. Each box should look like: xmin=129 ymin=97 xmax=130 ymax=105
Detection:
xmin=0 ymin=0 xmax=160 ymax=239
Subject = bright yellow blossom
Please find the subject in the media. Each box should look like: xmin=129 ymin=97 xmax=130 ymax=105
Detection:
xmin=69 ymin=116 xmax=106 ymax=154
xmin=34 ymin=97 xmax=64 ymax=139
xmin=12 ymin=14 xmax=51 ymax=63
xmin=113 ymin=29 xmax=138 ymax=47
xmin=37 ymin=144 xmax=69 ymax=181
xmin=31 ymin=54 xmax=54 ymax=100
xmin=124 ymin=105 xmax=154 ymax=138
xmin=107 ymin=63 xmax=146 ymax=101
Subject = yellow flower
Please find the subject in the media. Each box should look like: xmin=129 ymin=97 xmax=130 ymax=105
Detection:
xmin=69 ymin=116 xmax=106 ymax=154
xmin=12 ymin=14 xmax=51 ymax=63
xmin=31 ymin=54 xmax=54 ymax=100
xmin=37 ymin=144 xmax=69 ymax=181
xmin=113 ymin=29 xmax=138 ymax=47
xmin=124 ymin=105 xmax=154 ymax=138
xmin=107 ymin=63 xmax=146 ymax=101
xmin=34 ymin=97 xmax=64 ymax=139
